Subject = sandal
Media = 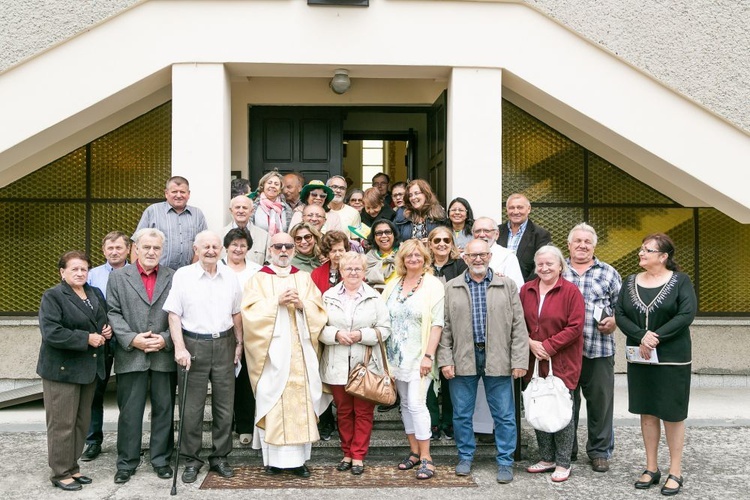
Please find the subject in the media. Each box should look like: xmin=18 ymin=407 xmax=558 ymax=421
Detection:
xmin=551 ymin=467 xmax=571 ymax=483
xmin=416 ymin=459 xmax=436 ymax=480
xmin=527 ymin=461 xmax=556 ymax=473
xmin=398 ymin=452 xmax=420 ymax=470
xmin=336 ymin=460 xmax=352 ymax=472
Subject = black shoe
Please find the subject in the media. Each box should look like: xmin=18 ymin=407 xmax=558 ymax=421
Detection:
xmin=661 ymin=474 xmax=683 ymax=496
xmin=290 ymin=465 xmax=311 ymax=478
xmin=264 ymin=466 xmax=283 ymax=475
xmin=635 ymin=468 xmax=661 ymax=489
xmin=319 ymin=424 xmax=334 ymax=441
xmin=81 ymin=443 xmax=101 ymax=461
xmin=336 ymin=460 xmax=352 ymax=471
xmin=114 ymin=469 xmax=135 ymax=484
xmin=153 ymin=465 xmax=173 ymax=479
xmin=52 ymin=479 xmax=82 ymax=491
xmin=443 ymin=426 xmax=454 ymax=439
xmin=431 ymin=426 xmax=441 ymax=440
xmin=72 ymin=475 xmax=92 ymax=484
xmin=181 ymin=466 xmax=200 ymax=483
xmin=209 ymin=461 xmax=234 ymax=478
xmin=351 ymin=464 xmax=365 ymax=476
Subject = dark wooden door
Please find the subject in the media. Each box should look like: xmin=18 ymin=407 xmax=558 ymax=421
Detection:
xmin=249 ymin=107 xmax=343 ymax=187
xmin=427 ymin=91 xmax=447 ymax=205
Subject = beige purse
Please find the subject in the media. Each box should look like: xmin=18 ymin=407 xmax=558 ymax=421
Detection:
xmin=344 ymin=329 xmax=397 ymax=405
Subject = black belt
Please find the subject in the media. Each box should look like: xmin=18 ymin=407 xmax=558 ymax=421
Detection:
xmin=474 ymin=342 xmax=486 ymax=350
xmin=182 ymin=328 xmax=232 ymax=340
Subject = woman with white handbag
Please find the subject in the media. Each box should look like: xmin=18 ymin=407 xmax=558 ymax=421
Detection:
xmin=519 ymin=245 xmax=585 ymax=483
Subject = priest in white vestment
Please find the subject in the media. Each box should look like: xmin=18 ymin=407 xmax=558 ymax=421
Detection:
xmin=241 ymin=232 xmax=329 ymax=478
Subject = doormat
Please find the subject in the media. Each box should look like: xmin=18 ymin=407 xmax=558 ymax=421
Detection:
xmin=200 ymin=465 xmax=477 ymax=489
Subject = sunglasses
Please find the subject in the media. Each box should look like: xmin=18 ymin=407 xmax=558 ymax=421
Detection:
xmin=309 ymin=192 xmax=328 ymax=199
xmin=431 ymin=237 xmax=452 ymax=244
xmin=374 ymin=230 xmax=393 ymax=237
xmin=294 ymin=234 xmax=314 ymax=243
xmin=271 ymin=243 xmax=294 ymax=251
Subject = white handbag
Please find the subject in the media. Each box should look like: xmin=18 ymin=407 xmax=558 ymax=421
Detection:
xmin=523 ymin=358 xmax=573 ymax=433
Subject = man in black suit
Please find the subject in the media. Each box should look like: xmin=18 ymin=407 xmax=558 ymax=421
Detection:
xmin=106 ymin=228 xmax=177 ymax=484
xmin=497 ymin=194 xmax=552 ymax=282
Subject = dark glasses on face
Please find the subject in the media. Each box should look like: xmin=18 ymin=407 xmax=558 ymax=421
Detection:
xmin=374 ymin=230 xmax=393 ymax=237
xmin=294 ymin=234 xmax=314 ymax=243
xmin=309 ymin=192 xmax=327 ymax=199
xmin=271 ymin=243 xmax=294 ymax=250
xmin=431 ymin=237 xmax=452 ymax=244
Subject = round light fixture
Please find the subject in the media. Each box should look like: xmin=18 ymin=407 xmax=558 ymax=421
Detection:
xmin=330 ymin=69 xmax=351 ymax=94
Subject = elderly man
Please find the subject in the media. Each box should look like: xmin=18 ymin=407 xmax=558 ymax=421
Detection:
xmin=562 ymin=223 xmax=622 ymax=472
xmin=242 ymin=232 xmax=328 ymax=478
xmin=81 ymin=231 xmax=130 ymax=462
xmin=222 ymin=195 xmax=269 ymax=265
xmin=301 ymin=203 xmax=327 ymax=233
xmin=106 ymin=228 xmax=176 ymax=484
xmin=497 ymin=194 xmax=552 ymax=282
xmin=471 ymin=217 xmax=524 ymax=290
xmin=163 ymin=231 xmax=243 ymax=483
xmin=326 ymin=176 xmax=361 ymax=237
xmin=283 ymin=172 xmax=305 ymax=211
xmin=133 ymin=176 xmax=207 ymax=270
xmin=438 ymin=238 xmax=529 ymax=484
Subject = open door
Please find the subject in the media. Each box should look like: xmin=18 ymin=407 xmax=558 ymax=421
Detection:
xmin=427 ymin=90 xmax=447 ymax=204
xmin=249 ymin=106 xmax=343 ymax=187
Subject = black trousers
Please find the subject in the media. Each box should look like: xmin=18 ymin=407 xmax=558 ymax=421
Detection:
xmin=572 ymin=355 xmax=615 ymax=460
xmin=234 ymin=351 xmax=255 ymax=434
xmin=116 ymin=370 xmax=177 ymax=471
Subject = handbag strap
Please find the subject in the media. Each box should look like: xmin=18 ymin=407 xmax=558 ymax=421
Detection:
xmin=374 ymin=328 xmax=391 ymax=376
xmin=531 ymin=357 xmax=554 ymax=379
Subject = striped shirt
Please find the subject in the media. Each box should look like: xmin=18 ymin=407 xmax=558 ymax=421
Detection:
xmin=505 ymin=219 xmax=528 ymax=254
xmin=135 ymin=201 xmax=207 ymax=270
xmin=464 ymin=268 xmax=494 ymax=344
xmin=563 ymin=257 xmax=622 ymax=358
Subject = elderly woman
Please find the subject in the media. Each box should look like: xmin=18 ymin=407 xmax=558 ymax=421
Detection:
xmin=520 ymin=245 xmax=585 ymax=483
xmin=425 ymin=226 xmax=467 ymax=439
xmin=346 ymin=189 xmax=365 ymax=213
xmin=361 ymin=187 xmax=396 ymax=227
xmin=390 ymin=182 xmax=407 ymax=209
xmin=615 ymin=234 xmax=696 ymax=495
xmin=319 ymin=252 xmax=391 ymax=475
xmin=365 ymin=219 xmax=401 ymax=291
xmin=252 ymin=171 xmax=292 ymax=236
xmin=393 ymin=179 xmax=447 ymax=243
xmin=222 ymin=228 xmax=262 ymax=446
xmin=290 ymin=222 xmax=322 ymax=272
xmin=311 ymin=231 xmax=351 ymax=293
xmin=38 ymin=251 xmax=110 ymax=491
xmin=447 ymin=197 xmax=475 ymax=252
xmin=288 ymin=180 xmax=343 ymax=232
xmin=383 ymin=240 xmax=445 ymax=480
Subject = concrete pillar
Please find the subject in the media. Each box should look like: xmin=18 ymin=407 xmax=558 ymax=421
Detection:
xmin=446 ymin=67 xmax=503 ymax=222
xmin=171 ymin=63 xmax=231 ymax=233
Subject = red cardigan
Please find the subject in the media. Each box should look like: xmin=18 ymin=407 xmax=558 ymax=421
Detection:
xmin=520 ymin=276 xmax=585 ymax=390
xmin=311 ymin=260 xmax=334 ymax=293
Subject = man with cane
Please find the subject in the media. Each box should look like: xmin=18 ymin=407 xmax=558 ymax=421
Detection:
xmin=106 ymin=228 xmax=176 ymax=484
xmin=163 ymin=231 xmax=243 ymax=484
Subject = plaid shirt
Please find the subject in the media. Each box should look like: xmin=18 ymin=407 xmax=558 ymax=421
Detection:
xmin=464 ymin=268 xmax=493 ymax=344
xmin=563 ymin=257 xmax=622 ymax=358
xmin=505 ymin=219 xmax=528 ymax=254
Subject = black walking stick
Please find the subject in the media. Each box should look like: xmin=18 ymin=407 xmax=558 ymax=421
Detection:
xmin=171 ymin=358 xmax=193 ymax=495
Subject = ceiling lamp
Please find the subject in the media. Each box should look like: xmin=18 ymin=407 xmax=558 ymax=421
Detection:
xmin=330 ymin=69 xmax=351 ymax=94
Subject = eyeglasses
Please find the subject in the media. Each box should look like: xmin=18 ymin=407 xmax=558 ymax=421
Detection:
xmin=349 ymin=198 xmax=363 ymax=203
xmin=431 ymin=237 xmax=452 ymax=244
xmin=329 ymin=185 xmax=347 ymax=192
xmin=271 ymin=243 xmax=294 ymax=251
xmin=638 ymin=247 xmax=662 ymax=254
xmin=465 ymin=252 xmax=490 ymax=260
xmin=374 ymin=230 xmax=393 ymax=237
xmin=449 ymin=208 xmax=466 ymax=214
xmin=309 ymin=192 xmax=328 ymax=199
xmin=473 ymin=228 xmax=495 ymax=235
xmin=343 ymin=267 xmax=363 ymax=274
xmin=408 ymin=191 xmax=423 ymax=198
xmin=373 ymin=181 xmax=388 ymax=187
xmin=392 ymin=192 xmax=405 ymax=198
xmin=294 ymin=234 xmax=314 ymax=243
xmin=304 ymin=213 xmax=325 ymax=219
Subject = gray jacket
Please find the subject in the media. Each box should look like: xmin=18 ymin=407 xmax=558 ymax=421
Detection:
xmin=438 ymin=271 xmax=529 ymax=376
xmin=106 ymin=264 xmax=176 ymax=374
xmin=319 ymin=282 xmax=391 ymax=385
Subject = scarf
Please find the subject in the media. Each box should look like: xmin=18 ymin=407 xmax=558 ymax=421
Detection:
xmin=259 ymin=194 xmax=283 ymax=236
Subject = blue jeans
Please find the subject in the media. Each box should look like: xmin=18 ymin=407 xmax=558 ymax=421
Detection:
xmin=449 ymin=347 xmax=516 ymax=466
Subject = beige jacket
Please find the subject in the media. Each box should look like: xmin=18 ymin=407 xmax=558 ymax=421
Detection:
xmin=437 ymin=271 xmax=529 ymax=376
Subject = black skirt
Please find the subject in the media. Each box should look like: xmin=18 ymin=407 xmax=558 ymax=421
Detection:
xmin=627 ymin=362 xmax=691 ymax=422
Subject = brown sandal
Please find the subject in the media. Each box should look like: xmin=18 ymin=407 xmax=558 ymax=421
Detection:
xmin=398 ymin=452 xmax=420 ymax=470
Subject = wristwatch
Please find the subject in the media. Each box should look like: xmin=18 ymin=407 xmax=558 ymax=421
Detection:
xmin=424 ymin=353 xmax=435 ymax=362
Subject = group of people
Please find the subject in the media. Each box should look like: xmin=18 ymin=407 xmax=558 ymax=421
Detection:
xmin=37 ymin=172 xmax=696 ymax=496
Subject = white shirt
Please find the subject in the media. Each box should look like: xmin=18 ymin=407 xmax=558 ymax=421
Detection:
xmin=489 ymin=243 xmax=525 ymax=291
xmin=163 ymin=261 xmax=241 ymax=334
xmin=330 ymin=204 xmax=361 ymax=237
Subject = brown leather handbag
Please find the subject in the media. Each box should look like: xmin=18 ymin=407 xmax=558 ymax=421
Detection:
xmin=345 ymin=329 xmax=397 ymax=406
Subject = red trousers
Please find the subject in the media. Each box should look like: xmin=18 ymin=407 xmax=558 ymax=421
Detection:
xmin=330 ymin=384 xmax=375 ymax=460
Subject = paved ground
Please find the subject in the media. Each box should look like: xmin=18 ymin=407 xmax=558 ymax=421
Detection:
xmin=1 ymin=385 xmax=748 ymax=499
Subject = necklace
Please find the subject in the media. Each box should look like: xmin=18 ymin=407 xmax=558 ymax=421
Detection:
xmin=396 ymin=274 xmax=423 ymax=303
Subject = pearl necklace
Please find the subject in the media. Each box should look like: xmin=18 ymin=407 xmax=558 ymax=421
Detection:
xmin=396 ymin=274 xmax=423 ymax=303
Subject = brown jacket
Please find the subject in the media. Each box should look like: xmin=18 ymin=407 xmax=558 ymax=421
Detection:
xmin=437 ymin=271 xmax=529 ymax=376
